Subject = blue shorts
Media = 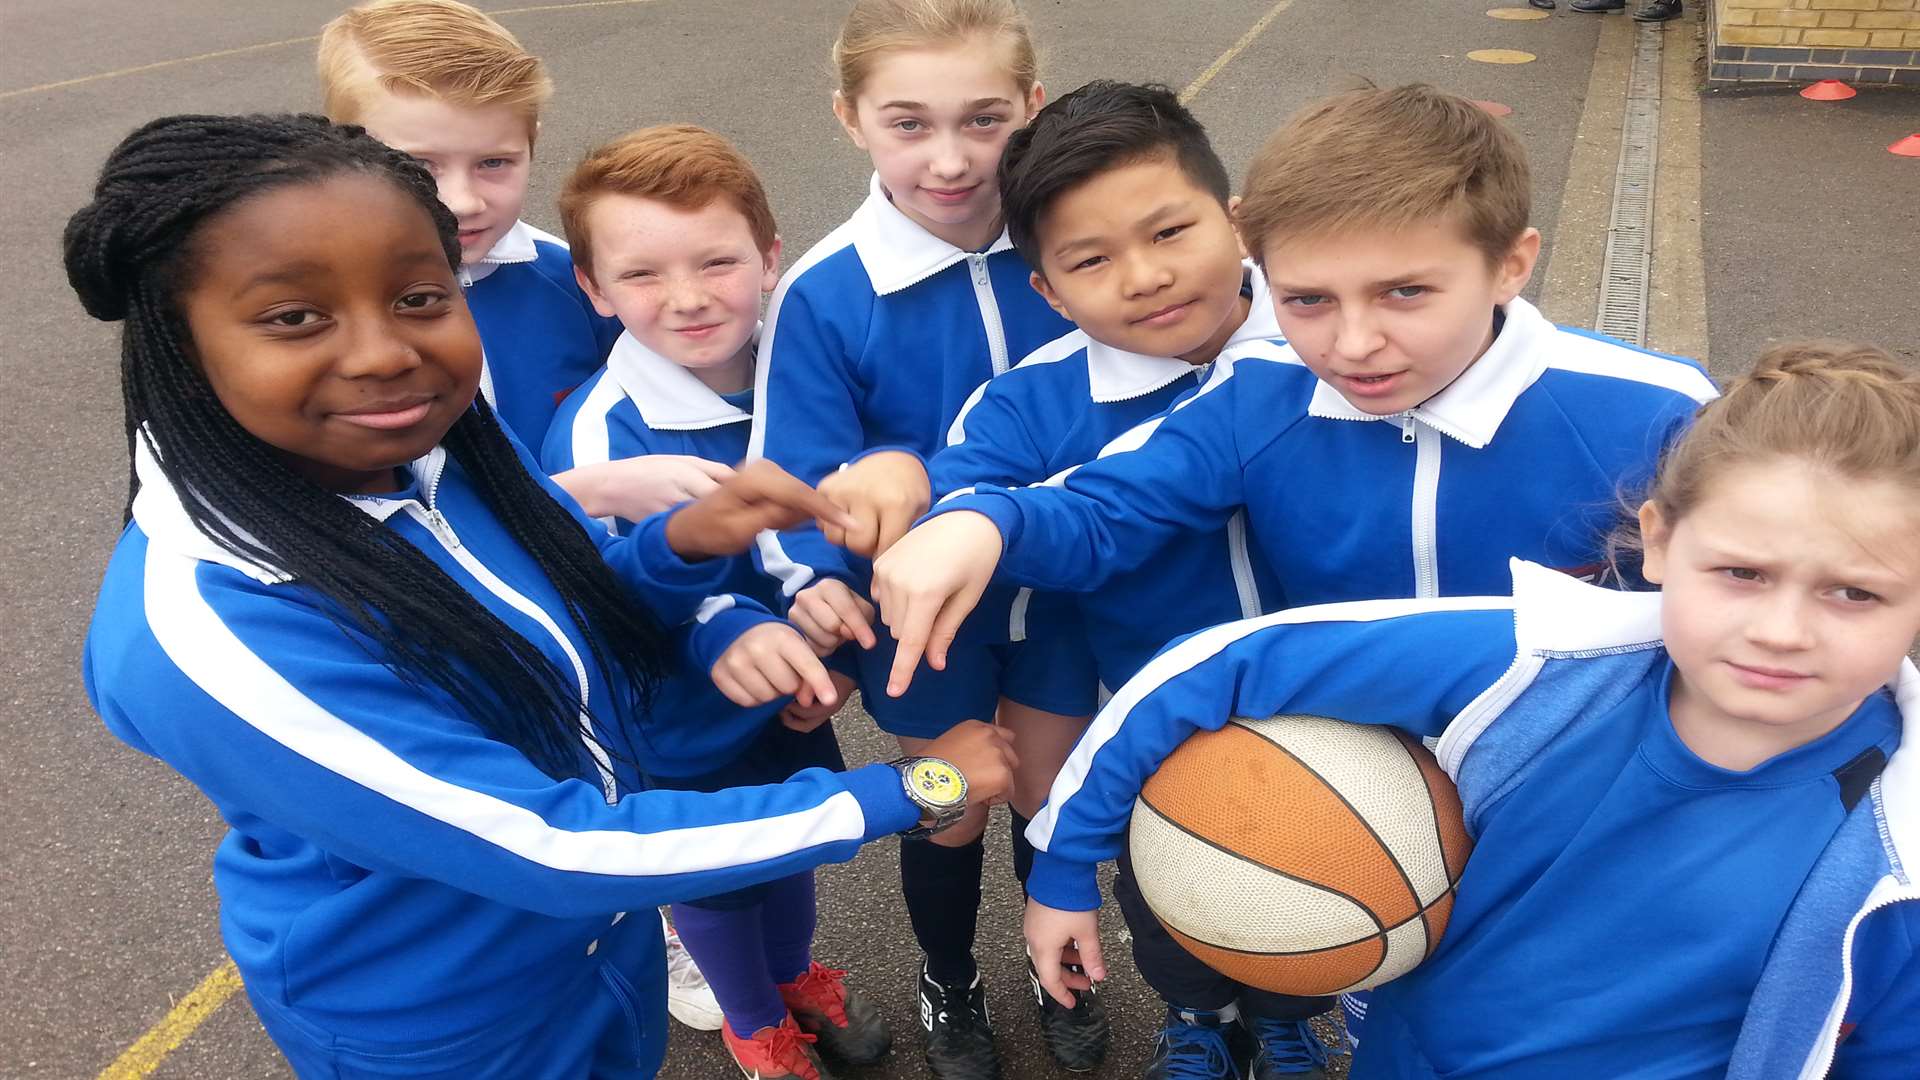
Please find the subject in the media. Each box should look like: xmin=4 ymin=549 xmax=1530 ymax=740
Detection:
xmin=856 ymin=590 xmax=1099 ymax=739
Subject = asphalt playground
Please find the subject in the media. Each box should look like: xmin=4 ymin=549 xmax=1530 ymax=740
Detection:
xmin=1 ymin=1 xmax=1914 ymax=1077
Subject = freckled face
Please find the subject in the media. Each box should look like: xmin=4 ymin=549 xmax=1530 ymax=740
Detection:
xmin=179 ymin=173 xmax=482 ymax=494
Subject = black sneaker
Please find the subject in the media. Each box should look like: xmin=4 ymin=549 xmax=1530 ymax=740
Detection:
xmin=1242 ymin=1015 xmax=1331 ymax=1079
xmin=1570 ymin=0 xmax=1625 ymax=10
xmin=917 ymin=963 xmax=1001 ymax=1080
xmin=1027 ymin=957 xmax=1108 ymax=1071
xmin=1144 ymin=1007 xmax=1242 ymax=1080
xmin=1632 ymin=0 xmax=1682 ymax=19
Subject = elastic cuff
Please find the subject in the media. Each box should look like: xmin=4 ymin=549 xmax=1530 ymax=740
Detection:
xmin=631 ymin=510 xmax=737 ymax=587
xmin=1026 ymin=850 xmax=1103 ymax=912
xmin=842 ymin=762 xmax=920 ymax=838
xmin=685 ymin=599 xmax=782 ymax=671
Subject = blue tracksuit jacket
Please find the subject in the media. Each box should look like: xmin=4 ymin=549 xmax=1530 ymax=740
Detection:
xmin=748 ymin=173 xmax=1073 ymax=599
xmin=83 ymin=433 xmax=918 ymax=1078
xmin=932 ymin=267 xmax=1282 ymax=689
xmin=1031 ymin=561 xmax=1920 ymax=1079
xmin=930 ymin=298 xmax=1719 ymax=606
xmin=464 ymin=220 xmax=622 ymax=451
xmin=542 ymin=331 xmax=796 ymax=777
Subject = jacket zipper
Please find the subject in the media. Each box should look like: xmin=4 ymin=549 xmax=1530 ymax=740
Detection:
xmin=1407 ymin=417 xmax=1442 ymax=599
xmin=968 ymin=254 xmax=1011 ymax=376
xmin=413 ymin=462 xmax=618 ymax=802
xmin=1800 ymin=884 xmax=1920 ymax=1079
xmin=1226 ymin=510 xmax=1263 ymax=618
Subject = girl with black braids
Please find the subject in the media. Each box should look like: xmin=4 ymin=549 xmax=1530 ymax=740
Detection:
xmin=71 ymin=113 xmax=1015 ymax=1079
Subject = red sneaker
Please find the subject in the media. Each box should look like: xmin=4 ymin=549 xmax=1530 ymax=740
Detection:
xmin=777 ymin=962 xmax=892 ymax=1065
xmin=721 ymin=1015 xmax=833 ymax=1080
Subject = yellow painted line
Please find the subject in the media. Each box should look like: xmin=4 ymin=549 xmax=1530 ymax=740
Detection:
xmin=1487 ymin=7 xmax=1552 ymax=20
xmin=1180 ymin=0 xmax=1300 ymax=104
xmin=0 ymin=0 xmax=660 ymax=102
xmin=97 ymin=960 xmax=244 ymax=1080
xmin=1468 ymin=48 xmax=1538 ymax=64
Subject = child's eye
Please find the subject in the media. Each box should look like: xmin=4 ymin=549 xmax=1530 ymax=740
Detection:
xmin=1720 ymin=566 xmax=1762 ymax=583
xmin=264 ymin=308 xmax=326 ymax=329
xmin=892 ymin=119 xmax=924 ymax=133
xmin=1154 ymin=224 xmax=1189 ymax=242
xmin=620 ymin=270 xmax=656 ymax=281
xmin=1388 ymin=285 xmax=1428 ymax=300
xmin=1071 ymin=255 xmax=1107 ymax=272
xmin=1283 ymin=294 xmax=1329 ymax=308
xmin=968 ymin=115 xmax=1003 ymax=129
xmin=396 ymin=291 xmax=447 ymax=311
xmin=1834 ymin=585 xmax=1880 ymax=604
xmin=478 ymin=158 xmax=513 ymax=171
xmin=704 ymin=258 xmax=741 ymax=270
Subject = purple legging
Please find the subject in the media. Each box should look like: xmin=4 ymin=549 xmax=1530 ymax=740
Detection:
xmin=669 ymin=870 xmax=817 ymax=1036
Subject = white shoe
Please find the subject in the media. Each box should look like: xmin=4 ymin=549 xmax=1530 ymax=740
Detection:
xmin=661 ymin=910 xmax=724 ymax=1030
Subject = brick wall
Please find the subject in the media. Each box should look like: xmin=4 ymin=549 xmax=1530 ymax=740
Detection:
xmin=1711 ymin=0 xmax=1920 ymax=82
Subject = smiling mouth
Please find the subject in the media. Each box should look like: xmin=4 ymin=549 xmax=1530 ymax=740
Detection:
xmin=674 ymin=323 xmax=723 ymax=336
xmin=334 ymin=397 xmax=435 ymax=431
xmin=923 ymin=185 xmax=978 ymax=202
xmin=1726 ymin=660 xmax=1813 ymax=689
xmin=1133 ymin=301 xmax=1194 ymax=326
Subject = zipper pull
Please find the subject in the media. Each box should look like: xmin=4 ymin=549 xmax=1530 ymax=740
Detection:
xmin=426 ymin=508 xmax=461 ymax=548
xmin=457 ymin=265 xmax=473 ymax=288
xmin=1400 ymin=415 xmax=1417 ymax=444
xmin=969 ymin=253 xmax=989 ymax=284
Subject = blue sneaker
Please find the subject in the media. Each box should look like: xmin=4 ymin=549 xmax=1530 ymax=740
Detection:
xmin=1143 ymin=1007 xmax=1242 ymax=1079
xmin=1243 ymin=1016 xmax=1331 ymax=1079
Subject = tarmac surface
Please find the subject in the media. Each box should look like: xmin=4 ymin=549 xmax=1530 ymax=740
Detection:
xmin=0 ymin=2 xmax=1913 ymax=1078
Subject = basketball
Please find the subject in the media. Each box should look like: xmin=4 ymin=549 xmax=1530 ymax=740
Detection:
xmin=1128 ymin=714 xmax=1471 ymax=997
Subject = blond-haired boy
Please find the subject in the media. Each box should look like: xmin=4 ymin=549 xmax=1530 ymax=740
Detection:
xmin=319 ymin=0 xmax=615 ymax=451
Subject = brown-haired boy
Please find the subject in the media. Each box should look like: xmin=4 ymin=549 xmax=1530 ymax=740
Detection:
xmin=861 ymin=84 xmax=1718 ymax=1079
xmin=318 ymin=0 xmax=616 ymax=451
xmin=542 ymin=125 xmax=889 ymax=1080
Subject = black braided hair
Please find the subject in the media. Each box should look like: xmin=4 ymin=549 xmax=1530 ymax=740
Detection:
xmin=64 ymin=113 xmax=674 ymax=780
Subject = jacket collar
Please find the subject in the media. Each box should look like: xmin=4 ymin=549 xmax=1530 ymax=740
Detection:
xmin=1307 ymin=296 xmax=1552 ymax=449
xmin=461 ymin=220 xmax=543 ymax=286
xmin=1084 ymin=263 xmax=1281 ymax=403
xmin=605 ymin=330 xmax=753 ymax=431
xmin=1507 ymin=557 xmax=1920 ymax=873
xmin=850 ymin=173 xmax=1015 ymax=296
xmin=132 ymin=433 xmax=445 ymax=584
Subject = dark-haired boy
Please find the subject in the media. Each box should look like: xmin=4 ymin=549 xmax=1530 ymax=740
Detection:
xmin=828 ymin=80 xmax=1301 ymax=1076
xmin=861 ymin=84 xmax=1721 ymax=1079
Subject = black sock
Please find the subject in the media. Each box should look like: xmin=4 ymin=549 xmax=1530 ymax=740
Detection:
xmin=901 ymin=833 xmax=984 ymax=985
xmin=1009 ymin=810 xmax=1036 ymax=895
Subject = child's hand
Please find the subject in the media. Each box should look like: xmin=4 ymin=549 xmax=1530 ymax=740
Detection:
xmin=920 ymin=719 xmax=1019 ymax=806
xmin=710 ymin=623 xmax=840 ymax=709
xmin=779 ymin=671 xmax=855 ymax=732
xmin=554 ymin=456 xmax=735 ymax=520
xmin=665 ymin=460 xmax=855 ymax=561
xmin=1023 ymin=898 xmax=1106 ymax=1009
xmin=790 ymin=579 xmax=879 ymax=652
xmin=817 ymin=450 xmax=931 ymax=558
xmin=869 ymin=511 xmax=1004 ymax=697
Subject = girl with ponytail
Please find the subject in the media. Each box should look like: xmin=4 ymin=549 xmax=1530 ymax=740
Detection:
xmin=70 ymin=112 xmax=1015 ymax=1079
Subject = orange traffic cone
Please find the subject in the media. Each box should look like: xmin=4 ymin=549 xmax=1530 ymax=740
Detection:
xmin=1799 ymin=79 xmax=1856 ymax=101
xmin=1889 ymin=134 xmax=1920 ymax=158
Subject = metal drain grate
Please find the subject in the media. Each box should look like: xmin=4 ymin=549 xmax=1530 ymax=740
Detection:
xmin=1596 ymin=25 xmax=1665 ymax=346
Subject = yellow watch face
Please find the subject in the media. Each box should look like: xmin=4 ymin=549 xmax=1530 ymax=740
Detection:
xmin=907 ymin=759 xmax=965 ymax=807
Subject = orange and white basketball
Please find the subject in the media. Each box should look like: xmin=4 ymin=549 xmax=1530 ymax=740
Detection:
xmin=1128 ymin=714 xmax=1471 ymax=996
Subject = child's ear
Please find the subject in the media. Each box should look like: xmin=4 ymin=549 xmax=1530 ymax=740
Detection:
xmin=832 ymin=92 xmax=867 ymax=149
xmin=1493 ymin=227 xmax=1542 ymax=304
xmin=1637 ymin=500 xmax=1672 ymax=585
xmin=1227 ymin=199 xmax=1248 ymax=259
xmin=760 ymin=236 xmax=783 ymax=294
xmin=1029 ymin=269 xmax=1070 ymax=322
xmin=1024 ymin=81 xmax=1047 ymax=120
xmin=574 ymin=264 xmax=616 ymax=319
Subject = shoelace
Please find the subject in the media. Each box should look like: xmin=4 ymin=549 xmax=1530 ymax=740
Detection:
xmin=783 ymin=963 xmax=851 ymax=1027
xmin=755 ymin=1023 xmax=822 ymax=1080
xmin=1158 ymin=1021 xmax=1242 ymax=1080
xmin=1246 ymin=1016 xmax=1330 ymax=1070
xmin=929 ymin=984 xmax=992 ymax=1051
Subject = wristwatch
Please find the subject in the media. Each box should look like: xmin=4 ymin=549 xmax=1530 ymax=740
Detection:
xmin=889 ymin=756 xmax=968 ymax=837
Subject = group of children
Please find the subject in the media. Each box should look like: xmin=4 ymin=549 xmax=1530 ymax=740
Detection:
xmin=66 ymin=0 xmax=1917 ymax=1079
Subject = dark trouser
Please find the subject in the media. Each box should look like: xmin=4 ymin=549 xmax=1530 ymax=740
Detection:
xmin=1113 ymin=848 xmax=1333 ymax=1021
